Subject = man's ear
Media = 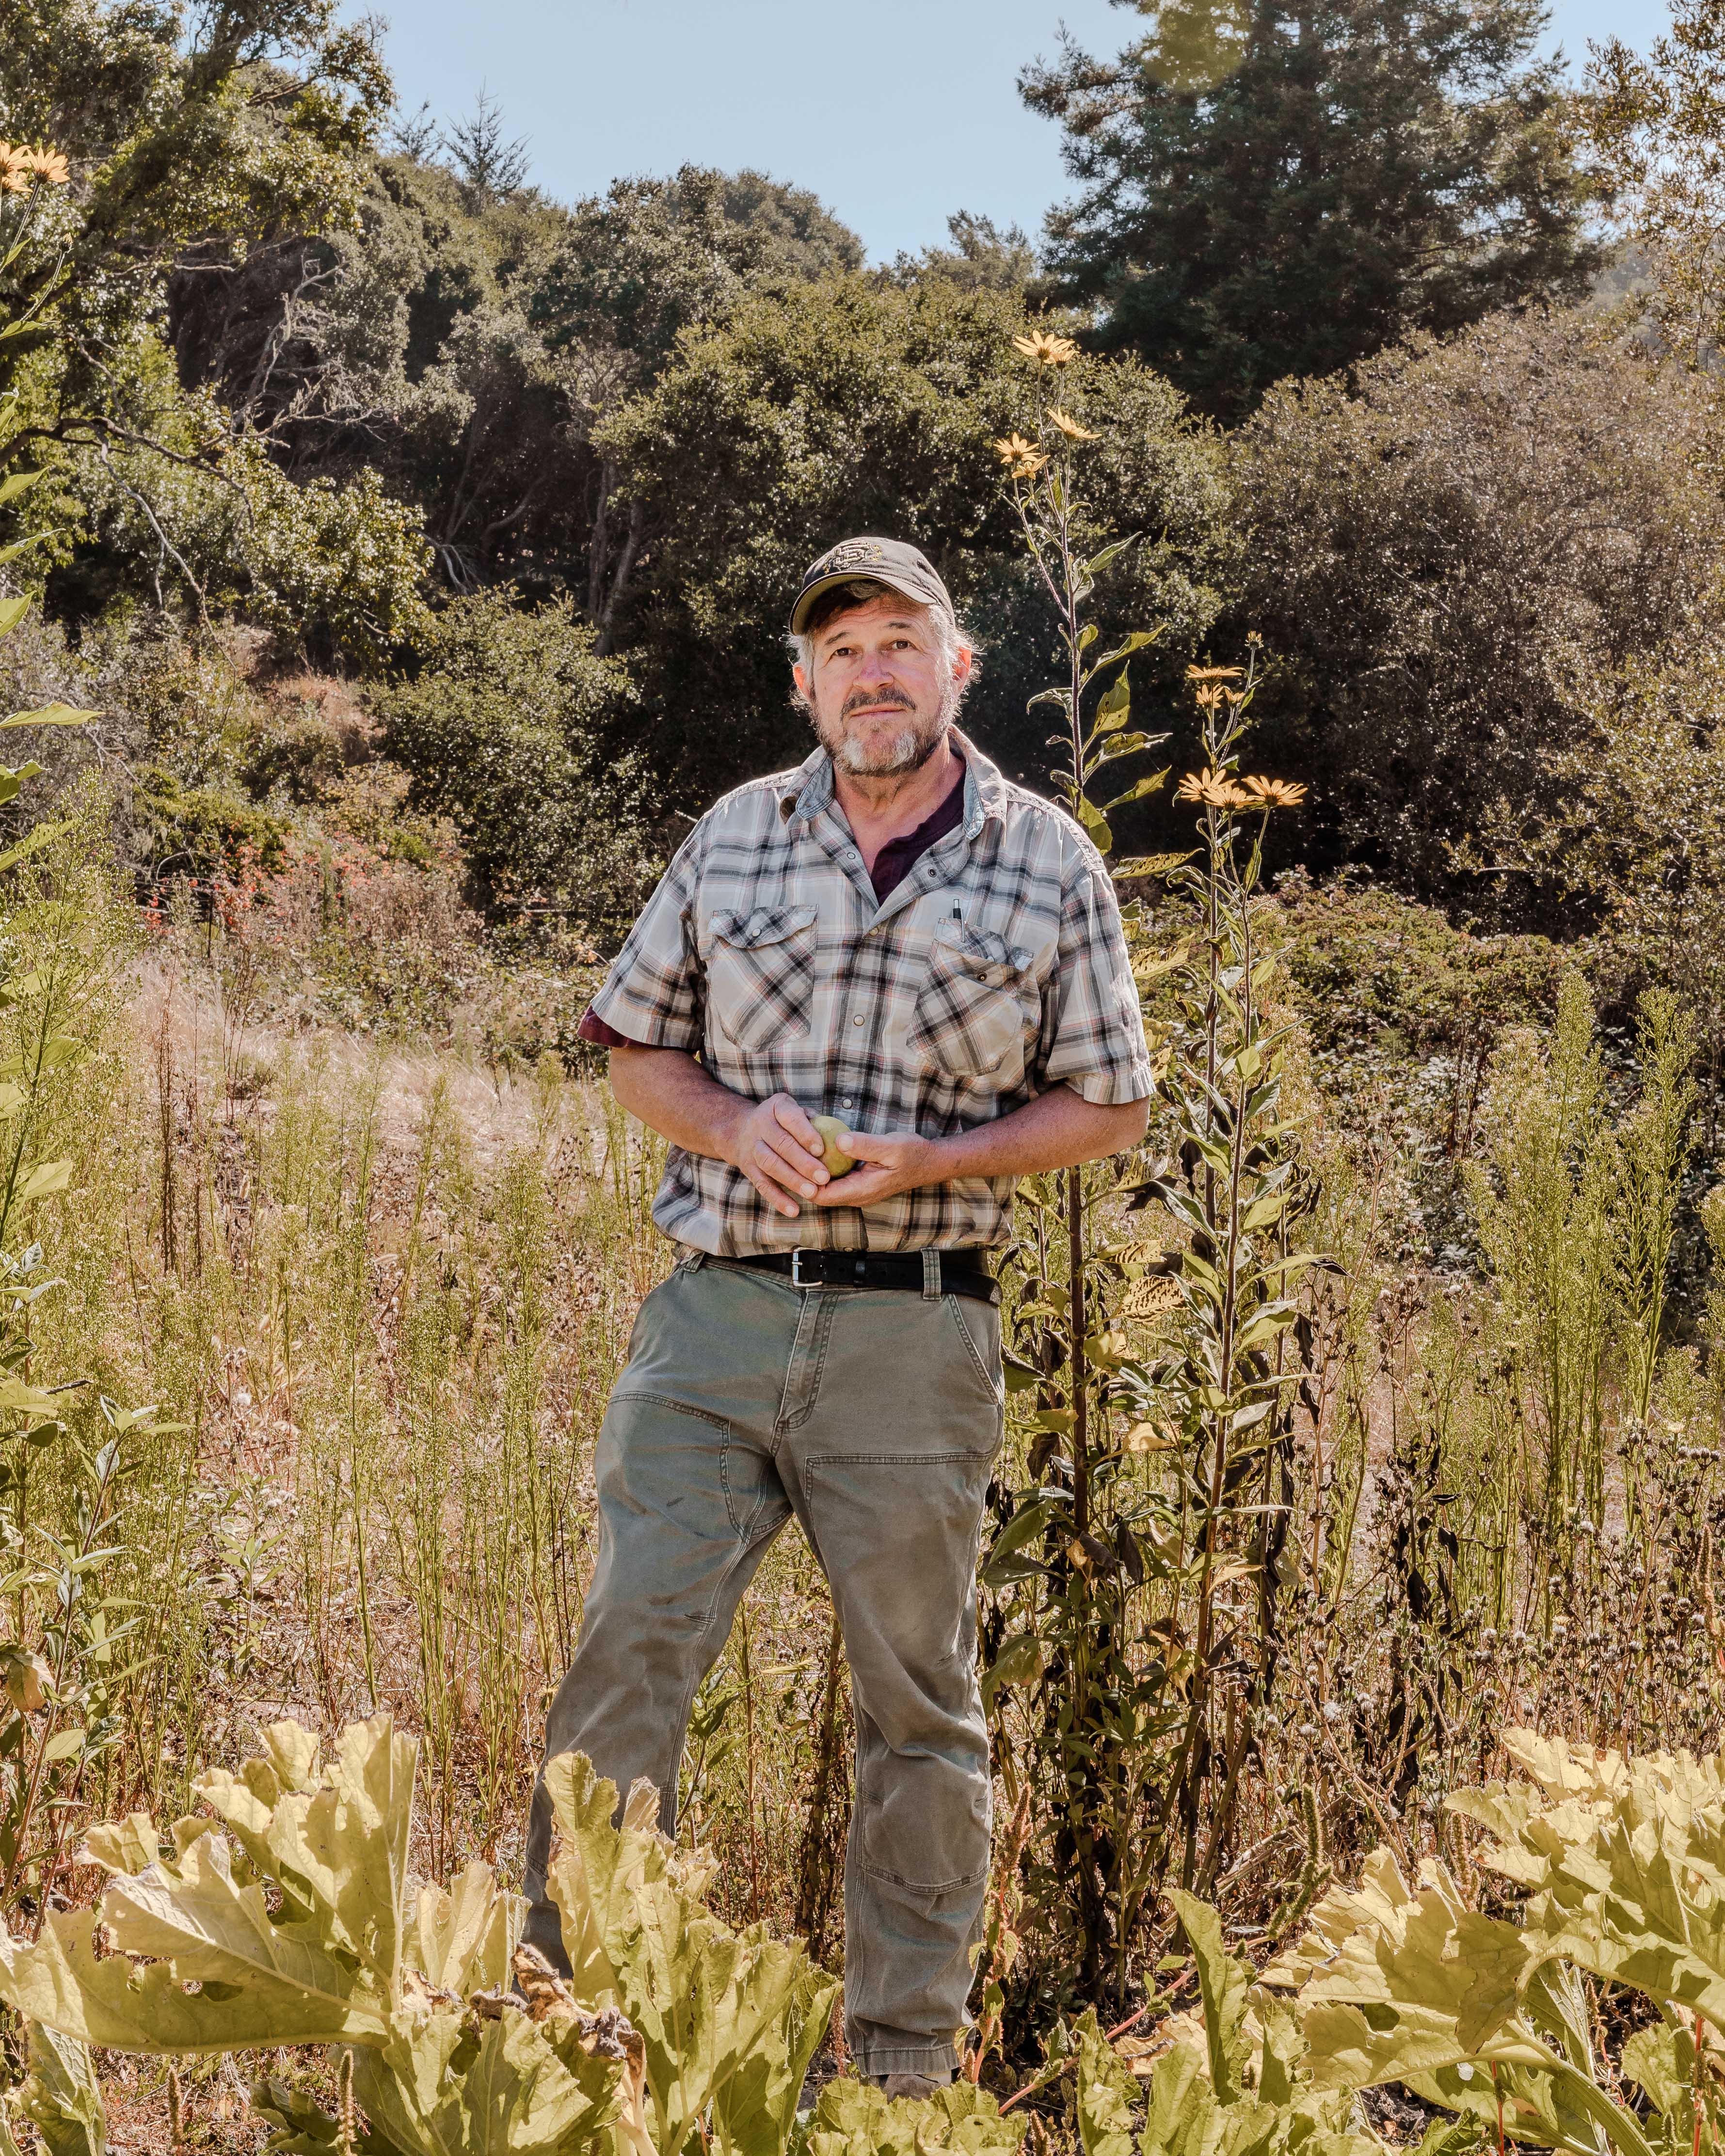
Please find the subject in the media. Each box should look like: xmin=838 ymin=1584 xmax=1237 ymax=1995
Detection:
xmin=793 ymin=663 xmax=811 ymax=704
xmin=951 ymin=644 xmax=974 ymax=690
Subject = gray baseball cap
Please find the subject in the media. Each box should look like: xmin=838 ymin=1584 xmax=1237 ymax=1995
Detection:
xmin=789 ymin=536 xmax=955 ymax=636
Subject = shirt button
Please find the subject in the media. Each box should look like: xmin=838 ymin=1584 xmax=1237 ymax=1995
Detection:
xmin=842 ymin=1098 xmax=854 ymax=1108
xmin=852 ymin=1014 xmax=864 ymax=1026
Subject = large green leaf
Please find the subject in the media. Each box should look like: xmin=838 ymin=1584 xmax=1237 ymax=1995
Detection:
xmin=1276 ymin=1835 xmax=1663 ymax=2156
xmin=0 ymin=1717 xmax=415 ymax=2049
xmin=804 ymin=2079 xmax=1025 ymax=2156
xmin=197 ymin=1713 xmax=415 ymax=1993
xmin=0 ymin=705 xmax=98 ymax=729
xmin=409 ymin=1862 xmax=518 ymax=1994
xmin=544 ymin=1750 xmax=834 ymax=2156
xmin=1167 ymin=1891 xmax=1251 ymax=2104
xmin=19 ymin=2023 xmax=106 ymax=2156
xmin=1452 ymin=1735 xmax=1725 ymax=2033
xmin=1076 ymin=2006 xmax=1140 ymax=2156
xmin=0 ymin=1832 xmax=391 ymax=2048
xmin=352 ymin=2004 xmax=623 ymax=2156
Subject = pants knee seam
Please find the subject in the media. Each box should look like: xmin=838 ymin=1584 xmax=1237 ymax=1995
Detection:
xmin=858 ymin=1861 xmax=989 ymax=1894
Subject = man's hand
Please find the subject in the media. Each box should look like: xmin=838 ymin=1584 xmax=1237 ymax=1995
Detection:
xmin=724 ymin=1092 xmax=833 ymax=1220
xmin=609 ymin=1044 xmax=1150 ymax=1219
xmin=811 ymin=1125 xmax=943 ymax=1208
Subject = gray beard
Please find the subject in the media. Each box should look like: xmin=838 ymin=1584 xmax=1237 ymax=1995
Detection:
xmin=831 ymin=719 xmax=943 ymax=777
xmin=815 ymin=695 xmax=951 ymax=777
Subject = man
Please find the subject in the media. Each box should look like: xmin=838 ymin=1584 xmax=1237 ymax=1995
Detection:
xmin=524 ymin=536 xmax=1151 ymax=2093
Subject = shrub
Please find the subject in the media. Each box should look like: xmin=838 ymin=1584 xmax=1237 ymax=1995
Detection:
xmin=1227 ymin=310 xmax=1722 ymax=918
xmin=599 ymin=274 xmax=1230 ymax=807
xmin=372 ymin=587 xmax=652 ymax=930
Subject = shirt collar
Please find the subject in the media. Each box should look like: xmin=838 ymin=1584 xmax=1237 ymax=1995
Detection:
xmin=778 ymin=728 xmax=1007 ymax=836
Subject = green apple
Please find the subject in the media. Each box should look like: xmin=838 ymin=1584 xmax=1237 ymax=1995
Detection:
xmin=811 ymin=1114 xmax=856 ymax=1178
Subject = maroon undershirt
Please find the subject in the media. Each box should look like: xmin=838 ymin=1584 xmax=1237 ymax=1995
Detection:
xmin=577 ymin=759 xmax=968 ymax=1050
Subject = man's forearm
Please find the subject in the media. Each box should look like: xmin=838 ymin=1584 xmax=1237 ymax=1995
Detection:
xmin=609 ymin=1046 xmax=1149 ymax=1212
xmin=921 ymin=1082 xmax=1148 ymax=1178
xmin=608 ymin=1046 xmax=752 ymax=1159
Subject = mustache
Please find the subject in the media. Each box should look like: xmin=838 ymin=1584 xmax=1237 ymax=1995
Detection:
xmin=840 ymin=687 xmax=916 ymax=719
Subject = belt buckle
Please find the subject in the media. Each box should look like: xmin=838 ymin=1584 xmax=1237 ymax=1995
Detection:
xmin=789 ymin=1247 xmax=817 ymax=1289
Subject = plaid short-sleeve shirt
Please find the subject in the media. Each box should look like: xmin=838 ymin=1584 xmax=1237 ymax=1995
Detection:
xmin=589 ymin=730 xmax=1152 ymax=1257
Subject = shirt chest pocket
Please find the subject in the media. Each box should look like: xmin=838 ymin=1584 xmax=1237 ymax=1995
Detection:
xmin=908 ymin=922 xmax=1034 ymax=1079
xmin=708 ymin=904 xmax=819 ymax=1053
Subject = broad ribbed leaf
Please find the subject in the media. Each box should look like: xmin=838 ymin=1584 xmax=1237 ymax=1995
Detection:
xmin=410 ymin=1863 xmax=517 ymax=1994
xmin=1168 ymin=1891 xmax=1251 ymax=2103
xmin=705 ymin=1929 xmax=837 ymax=2156
xmin=805 ymin=2079 xmax=1025 ymax=2156
xmin=544 ymin=1751 xmax=834 ymax=2156
xmin=353 ymin=2006 xmax=622 ymax=2156
xmin=1075 ymin=2006 xmax=1139 ymax=2156
xmin=197 ymin=1713 xmax=414 ymax=1993
xmin=0 ymin=1834 xmax=389 ymax=2048
xmin=20 ymin=2023 xmax=106 ymax=2156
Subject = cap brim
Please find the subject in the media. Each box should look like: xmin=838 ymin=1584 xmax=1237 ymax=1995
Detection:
xmin=788 ymin=569 xmax=943 ymax=636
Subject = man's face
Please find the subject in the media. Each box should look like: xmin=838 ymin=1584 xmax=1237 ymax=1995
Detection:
xmin=794 ymin=593 xmax=971 ymax=777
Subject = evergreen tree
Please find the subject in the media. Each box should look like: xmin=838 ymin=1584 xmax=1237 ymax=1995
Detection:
xmin=1023 ymin=0 xmax=1601 ymax=418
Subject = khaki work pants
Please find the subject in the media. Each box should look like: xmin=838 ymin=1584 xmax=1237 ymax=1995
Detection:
xmin=522 ymin=1252 xmax=1005 ymax=2080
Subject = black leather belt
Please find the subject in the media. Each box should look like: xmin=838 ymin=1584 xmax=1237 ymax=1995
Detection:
xmin=730 ymin=1249 xmax=999 ymax=1304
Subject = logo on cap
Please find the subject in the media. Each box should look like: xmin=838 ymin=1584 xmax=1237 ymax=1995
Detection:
xmin=823 ymin=540 xmax=888 ymax=571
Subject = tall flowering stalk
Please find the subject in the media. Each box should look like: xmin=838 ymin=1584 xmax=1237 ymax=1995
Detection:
xmin=992 ymin=329 xmax=1167 ymax=1539
xmin=983 ymin=331 xmax=1178 ymax=2007
xmin=983 ymin=334 xmax=1315 ymax=2015
xmin=1139 ymin=671 xmax=1313 ymax=1886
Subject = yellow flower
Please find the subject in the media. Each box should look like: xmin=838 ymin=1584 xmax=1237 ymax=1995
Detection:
xmin=1047 ymin=407 xmax=1100 ymax=441
xmin=1240 ymin=775 xmax=1308 ymax=808
xmin=991 ymin=432 xmax=1048 ymax=478
xmin=0 ymin=145 xmax=30 ymax=194
xmin=1176 ymin=768 xmax=1254 ymax=810
xmin=1012 ymin=329 xmax=1081 ymax=367
xmin=1185 ymin=665 xmax=1244 ymax=683
xmin=24 ymin=147 xmax=69 ymax=186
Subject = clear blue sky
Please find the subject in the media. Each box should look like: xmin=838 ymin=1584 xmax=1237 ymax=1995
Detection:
xmin=372 ymin=0 xmax=1661 ymax=265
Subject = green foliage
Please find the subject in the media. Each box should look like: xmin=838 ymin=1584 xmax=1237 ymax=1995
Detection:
xmin=1587 ymin=0 xmax=1725 ymax=365
xmin=1464 ymin=975 xmax=1700 ymax=1603
xmin=803 ymin=2080 xmax=1025 ymax=2156
xmin=371 ymin=587 xmax=648 ymax=922
xmin=1264 ymin=1728 xmax=1725 ymax=2156
xmin=1073 ymin=1899 xmax=1377 ymax=2156
xmin=534 ymin=166 xmax=864 ymax=385
xmin=1492 ymin=637 xmax=1725 ymax=1091
xmin=133 ymin=762 xmax=292 ymax=880
xmin=543 ymin=1749 xmax=837 ymax=2156
xmin=1024 ymin=0 xmax=1599 ymax=419
xmin=984 ymin=343 xmax=1313 ymax=2017
xmin=16 ymin=2021 xmax=106 ymax=2156
xmin=0 ymin=565 xmax=179 ymax=1924
xmin=603 ymin=275 xmax=1229 ymax=804
xmin=1227 ymin=311 xmax=1722 ymax=914
xmin=163 ymin=152 xmax=864 ymax=618
xmin=0 ymin=1713 xmax=846 ymax=2156
xmin=232 ymin=448 xmax=434 ymax=671
xmin=0 ymin=0 xmax=389 ymax=480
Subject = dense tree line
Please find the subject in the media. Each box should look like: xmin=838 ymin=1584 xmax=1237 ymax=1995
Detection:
xmin=2 ymin=0 xmax=1722 ymax=953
